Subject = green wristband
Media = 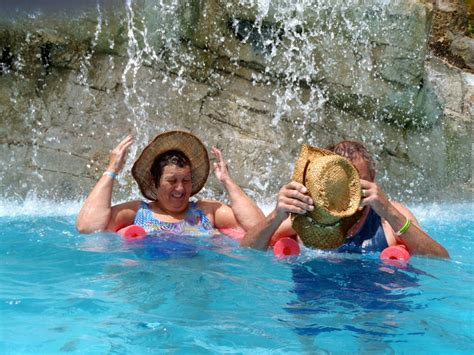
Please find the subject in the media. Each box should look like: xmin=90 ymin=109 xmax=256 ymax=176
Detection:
xmin=396 ymin=218 xmax=412 ymax=236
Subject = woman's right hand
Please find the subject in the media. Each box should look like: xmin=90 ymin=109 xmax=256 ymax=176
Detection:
xmin=107 ymin=135 xmax=134 ymax=173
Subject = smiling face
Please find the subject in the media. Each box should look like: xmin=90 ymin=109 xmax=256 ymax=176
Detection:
xmin=155 ymin=164 xmax=193 ymax=213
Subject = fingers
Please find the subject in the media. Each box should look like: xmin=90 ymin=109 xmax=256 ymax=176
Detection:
xmin=359 ymin=179 xmax=389 ymax=213
xmin=211 ymin=146 xmax=228 ymax=174
xmin=360 ymin=186 xmax=372 ymax=208
xmin=280 ymin=196 xmax=314 ymax=214
xmin=281 ymin=182 xmax=312 ymax=203
xmin=283 ymin=188 xmax=313 ymax=205
xmin=284 ymin=181 xmax=308 ymax=193
xmin=108 ymin=135 xmax=133 ymax=172
xmin=112 ymin=135 xmax=133 ymax=154
xmin=277 ymin=181 xmax=314 ymax=215
xmin=360 ymin=179 xmax=374 ymax=199
xmin=210 ymin=146 xmax=223 ymax=163
xmin=119 ymin=134 xmax=133 ymax=146
xmin=116 ymin=135 xmax=133 ymax=152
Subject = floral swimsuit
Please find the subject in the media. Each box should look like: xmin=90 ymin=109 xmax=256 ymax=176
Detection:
xmin=134 ymin=201 xmax=216 ymax=237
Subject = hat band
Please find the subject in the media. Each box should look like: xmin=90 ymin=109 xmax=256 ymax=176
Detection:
xmin=294 ymin=214 xmax=342 ymax=228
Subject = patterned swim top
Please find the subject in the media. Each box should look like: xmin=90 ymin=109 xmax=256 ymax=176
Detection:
xmin=134 ymin=201 xmax=216 ymax=237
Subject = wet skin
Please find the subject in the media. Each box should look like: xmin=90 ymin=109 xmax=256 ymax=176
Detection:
xmin=154 ymin=165 xmax=193 ymax=216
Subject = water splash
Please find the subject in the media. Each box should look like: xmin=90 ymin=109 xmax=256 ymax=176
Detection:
xmin=77 ymin=3 xmax=103 ymax=93
xmin=0 ymin=0 xmax=466 ymax=203
xmin=0 ymin=194 xmax=83 ymax=218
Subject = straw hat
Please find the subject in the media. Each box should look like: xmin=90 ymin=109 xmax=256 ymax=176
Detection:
xmin=291 ymin=144 xmax=361 ymax=249
xmin=132 ymin=131 xmax=209 ymax=201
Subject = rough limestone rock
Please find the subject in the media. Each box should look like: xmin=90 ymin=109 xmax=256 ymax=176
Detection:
xmin=182 ymin=0 xmax=441 ymax=127
xmin=429 ymin=0 xmax=472 ymax=71
xmin=451 ymin=36 xmax=474 ymax=70
xmin=0 ymin=0 xmax=472 ymax=205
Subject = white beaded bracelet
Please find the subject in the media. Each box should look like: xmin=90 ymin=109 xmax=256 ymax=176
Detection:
xmin=103 ymin=171 xmax=118 ymax=180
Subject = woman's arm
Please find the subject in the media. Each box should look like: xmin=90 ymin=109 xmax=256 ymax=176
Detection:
xmin=76 ymin=135 xmax=134 ymax=233
xmin=210 ymin=146 xmax=265 ymax=231
xmin=360 ymin=179 xmax=449 ymax=258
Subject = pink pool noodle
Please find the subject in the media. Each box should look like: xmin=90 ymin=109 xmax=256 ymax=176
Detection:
xmin=117 ymin=225 xmax=147 ymax=239
xmin=273 ymin=237 xmax=301 ymax=258
xmin=380 ymin=244 xmax=410 ymax=261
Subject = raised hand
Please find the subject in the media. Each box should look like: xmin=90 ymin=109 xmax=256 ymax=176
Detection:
xmin=211 ymin=146 xmax=231 ymax=184
xmin=275 ymin=181 xmax=314 ymax=219
xmin=107 ymin=135 xmax=134 ymax=173
xmin=359 ymin=179 xmax=391 ymax=217
xmin=77 ymin=134 xmax=134 ymax=234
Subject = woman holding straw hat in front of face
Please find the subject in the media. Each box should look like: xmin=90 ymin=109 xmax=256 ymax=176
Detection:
xmin=241 ymin=141 xmax=449 ymax=258
xmin=76 ymin=131 xmax=264 ymax=236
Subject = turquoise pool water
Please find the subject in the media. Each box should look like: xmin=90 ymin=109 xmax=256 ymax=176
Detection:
xmin=0 ymin=200 xmax=473 ymax=354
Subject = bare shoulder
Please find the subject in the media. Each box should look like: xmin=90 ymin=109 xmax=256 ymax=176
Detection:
xmin=197 ymin=199 xmax=239 ymax=229
xmin=197 ymin=199 xmax=226 ymax=213
xmin=107 ymin=200 xmax=142 ymax=232
xmin=111 ymin=200 xmax=142 ymax=213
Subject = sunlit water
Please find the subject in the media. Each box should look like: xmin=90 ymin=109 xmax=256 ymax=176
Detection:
xmin=0 ymin=199 xmax=472 ymax=354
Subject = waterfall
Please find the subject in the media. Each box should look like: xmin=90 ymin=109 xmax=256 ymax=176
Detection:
xmin=0 ymin=0 xmax=472 ymax=204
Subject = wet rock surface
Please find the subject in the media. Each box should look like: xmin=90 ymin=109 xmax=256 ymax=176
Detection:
xmin=0 ymin=0 xmax=472 ymax=203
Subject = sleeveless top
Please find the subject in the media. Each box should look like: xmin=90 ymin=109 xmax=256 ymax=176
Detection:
xmin=336 ymin=208 xmax=388 ymax=253
xmin=134 ymin=201 xmax=216 ymax=236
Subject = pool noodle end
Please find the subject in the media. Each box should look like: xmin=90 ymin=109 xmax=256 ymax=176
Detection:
xmin=117 ymin=225 xmax=147 ymax=239
xmin=380 ymin=244 xmax=410 ymax=261
xmin=273 ymin=237 xmax=300 ymax=258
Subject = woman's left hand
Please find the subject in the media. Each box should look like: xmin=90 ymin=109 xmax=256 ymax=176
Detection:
xmin=211 ymin=146 xmax=231 ymax=185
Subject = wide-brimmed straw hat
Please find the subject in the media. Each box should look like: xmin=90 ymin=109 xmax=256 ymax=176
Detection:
xmin=132 ymin=131 xmax=209 ymax=201
xmin=291 ymin=144 xmax=361 ymax=249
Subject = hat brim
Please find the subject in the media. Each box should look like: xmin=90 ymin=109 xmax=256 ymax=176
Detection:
xmin=292 ymin=144 xmax=333 ymax=185
xmin=292 ymin=208 xmax=365 ymax=249
xmin=291 ymin=214 xmax=346 ymax=249
xmin=132 ymin=131 xmax=209 ymax=200
xmin=292 ymin=144 xmax=361 ymax=223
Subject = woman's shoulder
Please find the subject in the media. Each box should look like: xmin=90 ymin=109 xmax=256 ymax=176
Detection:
xmin=196 ymin=199 xmax=225 ymax=212
xmin=112 ymin=200 xmax=143 ymax=212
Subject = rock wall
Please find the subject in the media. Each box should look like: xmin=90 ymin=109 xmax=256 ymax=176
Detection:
xmin=430 ymin=0 xmax=474 ymax=71
xmin=0 ymin=0 xmax=472 ymax=204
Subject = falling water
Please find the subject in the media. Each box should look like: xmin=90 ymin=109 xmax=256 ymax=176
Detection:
xmin=0 ymin=0 xmax=471 ymax=203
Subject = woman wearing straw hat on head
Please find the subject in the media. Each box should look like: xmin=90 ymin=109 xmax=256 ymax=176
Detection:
xmin=76 ymin=131 xmax=264 ymax=235
xmin=241 ymin=141 xmax=449 ymax=258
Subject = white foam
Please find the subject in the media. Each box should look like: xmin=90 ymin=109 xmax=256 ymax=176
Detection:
xmin=409 ymin=202 xmax=474 ymax=223
xmin=0 ymin=197 xmax=83 ymax=218
xmin=0 ymin=195 xmax=471 ymax=222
